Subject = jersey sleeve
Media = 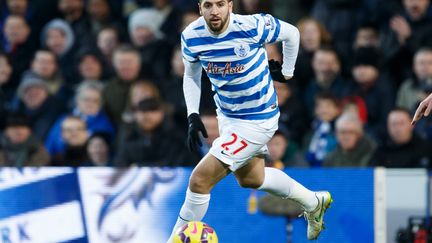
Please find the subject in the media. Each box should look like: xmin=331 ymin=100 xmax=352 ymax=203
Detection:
xmin=181 ymin=33 xmax=199 ymax=63
xmin=255 ymin=14 xmax=282 ymax=45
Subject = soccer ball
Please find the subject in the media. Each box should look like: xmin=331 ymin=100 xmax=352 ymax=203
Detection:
xmin=173 ymin=221 xmax=218 ymax=243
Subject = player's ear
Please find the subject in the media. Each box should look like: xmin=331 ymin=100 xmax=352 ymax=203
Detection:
xmin=228 ymin=0 xmax=233 ymax=12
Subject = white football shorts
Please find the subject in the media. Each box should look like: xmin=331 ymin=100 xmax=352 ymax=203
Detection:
xmin=209 ymin=111 xmax=279 ymax=171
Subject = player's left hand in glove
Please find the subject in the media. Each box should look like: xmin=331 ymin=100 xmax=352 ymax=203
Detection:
xmin=269 ymin=59 xmax=290 ymax=83
xmin=187 ymin=113 xmax=208 ymax=152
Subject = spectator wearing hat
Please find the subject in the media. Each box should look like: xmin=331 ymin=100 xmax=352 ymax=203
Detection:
xmin=41 ymin=18 xmax=77 ymax=84
xmin=323 ymin=112 xmax=377 ymax=167
xmin=345 ymin=47 xmax=395 ymax=141
xmin=45 ymin=81 xmax=114 ymax=157
xmin=11 ymin=77 xmax=65 ymax=140
xmin=0 ymin=113 xmax=50 ymax=167
xmin=114 ymin=97 xmax=192 ymax=167
xmin=128 ymin=8 xmax=172 ymax=80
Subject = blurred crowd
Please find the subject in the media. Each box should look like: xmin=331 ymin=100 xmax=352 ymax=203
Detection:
xmin=0 ymin=0 xmax=432 ymax=168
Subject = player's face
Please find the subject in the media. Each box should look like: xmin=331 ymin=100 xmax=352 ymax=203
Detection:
xmin=199 ymin=0 xmax=232 ymax=34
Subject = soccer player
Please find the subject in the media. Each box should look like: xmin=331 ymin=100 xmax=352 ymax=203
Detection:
xmin=168 ymin=0 xmax=332 ymax=241
xmin=412 ymin=93 xmax=432 ymax=125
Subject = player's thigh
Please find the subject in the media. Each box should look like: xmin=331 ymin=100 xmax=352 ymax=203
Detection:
xmin=189 ymin=153 xmax=231 ymax=194
xmin=233 ymin=156 xmax=265 ymax=189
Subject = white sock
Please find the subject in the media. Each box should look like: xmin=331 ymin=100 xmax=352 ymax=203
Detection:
xmin=257 ymin=167 xmax=318 ymax=212
xmin=167 ymin=188 xmax=210 ymax=242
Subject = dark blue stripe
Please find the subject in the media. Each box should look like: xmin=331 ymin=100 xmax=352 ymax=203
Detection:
xmin=219 ymin=90 xmax=277 ymax=114
xmin=223 ymin=107 xmax=279 ymax=120
xmin=217 ymin=64 xmax=269 ymax=92
xmin=217 ymin=74 xmax=271 ymax=104
xmin=0 ymin=172 xmax=80 ymax=219
xmin=200 ymin=43 xmax=260 ymax=59
xmin=183 ymin=47 xmax=198 ymax=59
xmin=193 ymin=25 xmax=205 ymax=30
xmin=207 ymin=52 xmax=266 ymax=81
xmin=257 ymin=15 xmax=270 ymax=45
xmin=269 ymin=18 xmax=281 ymax=43
xmin=185 ymin=29 xmax=258 ymax=47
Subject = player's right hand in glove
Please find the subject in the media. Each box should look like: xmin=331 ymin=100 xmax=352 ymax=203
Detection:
xmin=268 ymin=59 xmax=292 ymax=83
xmin=187 ymin=113 xmax=208 ymax=152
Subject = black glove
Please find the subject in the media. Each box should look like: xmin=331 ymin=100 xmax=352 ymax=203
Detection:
xmin=187 ymin=113 xmax=208 ymax=152
xmin=268 ymin=59 xmax=287 ymax=83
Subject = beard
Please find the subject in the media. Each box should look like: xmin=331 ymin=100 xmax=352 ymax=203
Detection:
xmin=206 ymin=15 xmax=229 ymax=33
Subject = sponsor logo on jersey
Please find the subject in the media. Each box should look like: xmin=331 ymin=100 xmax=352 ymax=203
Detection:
xmin=206 ymin=62 xmax=245 ymax=77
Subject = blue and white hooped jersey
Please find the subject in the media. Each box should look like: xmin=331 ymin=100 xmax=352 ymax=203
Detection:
xmin=181 ymin=13 xmax=283 ymax=121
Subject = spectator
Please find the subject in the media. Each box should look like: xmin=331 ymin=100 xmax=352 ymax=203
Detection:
xmin=0 ymin=52 xmax=13 ymax=130
xmin=234 ymin=0 xmax=271 ymax=14
xmin=341 ymin=95 xmax=369 ymax=125
xmin=295 ymin=17 xmax=332 ymax=87
xmin=86 ymin=0 xmax=120 ymax=38
xmin=180 ymin=10 xmax=200 ymax=32
xmin=122 ymin=80 xmax=160 ymax=124
xmin=151 ymin=0 xmax=183 ymax=47
xmin=96 ymin=26 xmax=120 ymax=70
xmin=353 ymin=22 xmax=381 ymax=49
xmin=128 ymin=8 xmax=171 ymax=79
xmin=161 ymin=45 xmax=188 ymax=125
xmin=51 ymin=115 xmax=89 ymax=166
xmin=103 ymin=45 xmax=141 ymax=124
xmin=114 ymin=97 xmax=190 ymax=166
xmin=58 ymin=0 xmax=92 ymax=48
xmin=274 ymin=81 xmax=310 ymax=145
xmin=305 ymin=92 xmax=341 ymax=167
xmin=46 ymin=81 xmax=114 ymax=156
xmin=370 ymin=107 xmax=432 ymax=168
xmin=76 ymin=48 xmax=107 ymax=82
xmin=324 ymin=112 xmax=377 ymax=167
xmin=396 ymin=47 xmax=432 ymax=111
xmin=13 ymin=77 xmax=65 ymax=140
xmin=2 ymin=15 xmax=36 ymax=81
xmin=267 ymin=130 xmax=307 ymax=169
xmin=84 ymin=131 xmax=112 ymax=166
xmin=345 ymin=47 xmax=395 ymax=140
xmin=21 ymin=49 xmax=68 ymax=100
xmin=304 ymin=47 xmax=347 ymax=116
xmin=41 ymin=19 xmax=77 ymax=84
xmin=311 ymin=0 xmax=366 ymax=59
xmin=382 ymin=0 xmax=432 ymax=85
xmin=0 ymin=113 xmax=50 ymax=167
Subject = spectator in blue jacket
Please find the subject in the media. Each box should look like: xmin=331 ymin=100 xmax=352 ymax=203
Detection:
xmin=45 ymin=81 xmax=114 ymax=157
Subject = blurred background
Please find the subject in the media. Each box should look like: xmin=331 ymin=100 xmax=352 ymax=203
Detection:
xmin=0 ymin=0 xmax=431 ymax=242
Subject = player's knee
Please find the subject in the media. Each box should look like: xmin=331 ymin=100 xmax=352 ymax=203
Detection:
xmin=189 ymin=175 xmax=212 ymax=194
xmin=237 ymin=177 xmax=263 ymax=189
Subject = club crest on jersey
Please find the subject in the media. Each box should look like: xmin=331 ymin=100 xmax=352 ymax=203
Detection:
xmin=234 ymin=44 xmax=250 ymax=58
xmin=206 ymin=62 xmax=245 ymax=77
